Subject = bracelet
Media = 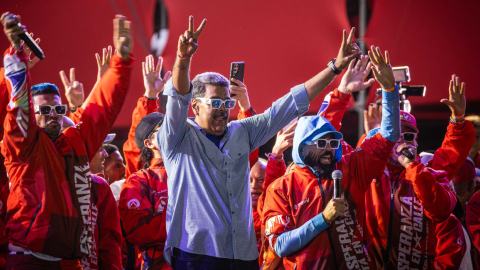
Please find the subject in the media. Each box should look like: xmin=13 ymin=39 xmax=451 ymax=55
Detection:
xmin=144 ymin=95 xmax=159 ymax=101
xmin=327 ymin=58 xmax=342 ymax=75
xmin=70 ymin=105 xmax=81 ymax=113
xmin=384 ymin=86 xmax=396 ymax=92
xmin=450 ymin=116 xmax=465 ymax=125
xmin=266 ymin=153 xmax=284 ymax=162
xmin=177 ymin=51 xmax=191 ymax=60
xmin=451 ymin=113 xmax=465 ymax=121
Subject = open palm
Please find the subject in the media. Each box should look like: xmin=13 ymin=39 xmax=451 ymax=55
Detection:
xmin=338 ymin=55 xmax=375 ymax=94
xmin=143 ymin=55 xmax=172 ymax=98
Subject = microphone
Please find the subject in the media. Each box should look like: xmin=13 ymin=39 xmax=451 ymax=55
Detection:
xmin=332 ymin=170 xmax=342 ymax=199
xmin=3 ymin=14 xmax=45 ymax=60
xmin=401 ymin=149 xmax=415 ymax=160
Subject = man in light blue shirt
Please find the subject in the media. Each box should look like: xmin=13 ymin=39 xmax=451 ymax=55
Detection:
xmin=159 ymin=16 xmax=361 ymax=270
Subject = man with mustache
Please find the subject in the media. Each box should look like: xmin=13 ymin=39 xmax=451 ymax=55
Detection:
xmin=262 ymin=48 xmax=400 ymax=269
xmin=1 ymin=13 xmax=133 ymax=269
xmin=320 ymin=71 xmax=475 ymax=268
xmin=159 ymin=15 xmax=362 ymax=269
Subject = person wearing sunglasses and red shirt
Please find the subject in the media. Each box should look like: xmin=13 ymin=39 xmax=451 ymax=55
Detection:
xmin=320 ymin=70 xmax=475 ymax=268
xmin=262 ymin=49 xmax=400 ymax=270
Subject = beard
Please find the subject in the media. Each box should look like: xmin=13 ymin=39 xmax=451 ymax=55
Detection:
xmin=304 ymin=150 xmax=336 ymax=180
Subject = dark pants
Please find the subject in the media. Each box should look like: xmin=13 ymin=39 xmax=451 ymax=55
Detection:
xmin=171 ymin=248 xmax=259 ymax=270
xmin=5 ymin=254 xmax=82 ymax=270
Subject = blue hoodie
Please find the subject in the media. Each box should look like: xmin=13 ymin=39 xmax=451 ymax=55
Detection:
xmin=292 ymin=116 xmax=343 ymax=169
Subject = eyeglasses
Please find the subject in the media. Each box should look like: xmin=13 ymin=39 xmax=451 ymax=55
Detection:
xmin=305 ymin=139 xmax=341 ymax=149
xmin=34 ymin=105 xmax=67 ymax=116
xmin=195 ymin=98 xmax=236 ymax=110
xmin=401 ymin=132 xmax=417 ymax=142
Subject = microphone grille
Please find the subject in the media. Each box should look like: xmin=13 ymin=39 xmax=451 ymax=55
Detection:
xmin=3 ymin=14 xmax=15 ymax=23
xmin=332 ymin=170 xmax=342 ymax=180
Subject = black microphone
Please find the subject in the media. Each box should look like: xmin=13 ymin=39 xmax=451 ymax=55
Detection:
xmin=401 ymin=149 xmax=415 ymax=160
xmin=332 ymin=170 xmax=342 ymax=199
xmin=3 ymin=14 xmax=45 ymax=60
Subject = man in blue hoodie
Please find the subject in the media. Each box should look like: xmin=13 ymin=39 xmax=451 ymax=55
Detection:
xmin=262 ymin=47 xmax=400 ymax=270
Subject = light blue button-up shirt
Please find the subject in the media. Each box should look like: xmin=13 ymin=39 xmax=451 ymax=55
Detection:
xmin=159 ymin=78 xmax=310 ymax=261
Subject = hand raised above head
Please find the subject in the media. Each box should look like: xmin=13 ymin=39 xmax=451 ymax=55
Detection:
xmin=229 ymin=79 xmax=250 ymax=111
xmin=1 ymin=12 xmax=26 ymax=50
xmin=272 ymin=122 xmax=296 ymax=157
xmin=95 ymin=46 xmax=113 ymax=81
xmin=60 ymin=68 xmax=84 ymax=108
xmin=113 ymin=15 xmax=133 ymax=60
xmin=142 ymin=54 xmax=172 ymax=99
xmin=335 ymin=27 xmax=362 ymax=70
xmin=22 ymin=32 xmax=40 ymax=69
xmin=440 ymin=74 xmax=466 ymax=118
xmin=363 ymin=103 xmax=382 ymax=134
xmin=338 ymin=55 xmax=375 ymax=95
xmin=177 ymin=16 xmax=207 ymax=59
xmin=368 ymin=46 xmax=395 ymax=90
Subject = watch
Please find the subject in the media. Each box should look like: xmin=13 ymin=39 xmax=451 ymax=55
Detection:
xmin=328 ymin=58 xmax=342 ymax=75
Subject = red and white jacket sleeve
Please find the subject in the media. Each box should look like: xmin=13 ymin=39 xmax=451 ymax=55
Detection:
xmin=1 ymin=45 xmax=36 ymax=162
xmin=123 ymin=97 xmax=159 ymax=178
xmin=237 ymin=108 xmax=260 ymax=166
xmin=258 ymin=157 xmax=286 ymax=218
xmin=407 ymin=162 xmax=456 ymax=222
xmin=434 ymin=215 xmax=466 ymax=270
xmin=428 ymin=121 xmax=476 ymax=180
xmin=70 ymin=54 xmax=134 ymax=162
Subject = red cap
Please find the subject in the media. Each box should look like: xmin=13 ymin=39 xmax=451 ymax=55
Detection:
xmin=452 ymin=158 xmax=476 ymax=183
xmin=400 ymin=111 xmax=419 ymax=133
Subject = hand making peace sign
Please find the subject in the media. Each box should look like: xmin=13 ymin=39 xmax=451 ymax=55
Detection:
xmin=177 ymin=16 xmax=207 ymax=59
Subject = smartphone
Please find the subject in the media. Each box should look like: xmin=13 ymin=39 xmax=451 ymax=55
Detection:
xmin=229 ymin=62 xmax=245 ymax=97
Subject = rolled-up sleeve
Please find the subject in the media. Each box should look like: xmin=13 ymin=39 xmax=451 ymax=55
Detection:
xmin=239 ymin=84 xmax=310 ymax=151
xmin=158 ymin=78 xmax=193 ymax=158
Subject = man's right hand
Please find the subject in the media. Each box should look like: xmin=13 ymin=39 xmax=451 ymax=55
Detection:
xmin=368 ymin=45 xmax=395 ymax=90
xmin=338 ymin=55 xmax=375 ymax=95
xmin=364 ymin=103 xmax=382 ymax=133
xmin=113 ymin=15 xmax=133 ymax=60
xmin=177 ymin=16 xmax=207 ymax=59
xmin=60 ymin=68 xmax=84 ymax=109
xmin=96 ymin=46 xmax=113 ymax=81
xmin=322 ymin=198 xmax=345 ymax=224
xmin=143 ymin=55 xmax=172 ymax=99
xmin=1 ymin=12 xmax=25 ymax=51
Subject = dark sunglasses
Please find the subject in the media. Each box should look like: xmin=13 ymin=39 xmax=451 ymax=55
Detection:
xmin=34 ymin=105 xmax=67 ymax=116
xmin=401 ymin=132 xmax=417 ymax=142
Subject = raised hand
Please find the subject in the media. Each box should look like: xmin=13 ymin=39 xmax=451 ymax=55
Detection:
xmin=22 ymin=32 xmax=40 ymax=69
xmin=95 ymin=46 xmax=113 ymax=81
xmin=363 ymin=103 xmax=382 ymax=133
xmin=177 ymin=16 xmax=207 ymax=59
xmin=368 ymin=46 xmax=395 ymax=90
xmin=1 ymin=12 xmax=25 ymax=50
xmin=143 ymin=55 xmax=172 ymax=99
xmin=113 ymin=15 xmax=133 ymax=60
xmin=440 ymin=74 xmax=466 ymax=117
xmin=229 ymin=78 xmax=250 ymax=111
xmin=338 ymin=55 xmax=375 ymax=95
xmin=60 ymin=68 xmax=84 ymax=108
xmin=272 ymin=122 xmax=296 ymax=157
xmin=335 ymin=28 xmax=362 ymax=70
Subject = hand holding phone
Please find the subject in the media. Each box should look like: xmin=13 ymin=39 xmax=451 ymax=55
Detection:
xmin=230 ymin=62 xmax=245 ymax=97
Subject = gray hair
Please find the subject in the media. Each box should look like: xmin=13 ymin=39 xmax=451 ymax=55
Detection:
xmin=192 ymin=72 xmax=229 ymax=99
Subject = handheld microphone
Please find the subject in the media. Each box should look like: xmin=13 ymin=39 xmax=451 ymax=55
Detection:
xmin=3 ymin=14 xmax=45 ymax=60
xmin=401 ymin=149 xmax=415 ymax=160
xmin=332 ymin=170 xmax=342 ymax=199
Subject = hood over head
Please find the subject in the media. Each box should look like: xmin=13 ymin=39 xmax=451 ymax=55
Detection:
xmin=292 ymin=116 xmax=343 ymax=168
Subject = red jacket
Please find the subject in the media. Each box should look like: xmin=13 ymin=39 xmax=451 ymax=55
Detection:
xmin=81 ymin=174 xmax=122 ymax=270
xmin=434 ymin=215 xmax=466 ymax=270
xmin=263 ymin=133 xmax=393 ymax=270
xmin=119 ymin=158 xmax=170 ymax=270
xmin=467 ymin=190 xmax=480 ymax=269
xmin=1 ymin=45 xmax=133 ymax=258
xmin=322 ymin=89 xmax=475 ymax=269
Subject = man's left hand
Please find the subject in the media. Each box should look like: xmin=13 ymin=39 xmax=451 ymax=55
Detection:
xmin=338 ymin=55 xmax=375 ymax=95
xmin=113 ymin=15 xmax=133 ymax=60
xmin=335 ymin=27 xmax=361 ymax=70
xmin=440 ymin=74 xmax=466 ymax=117
xmin=229 ymin=78 xmax=250 ymax=111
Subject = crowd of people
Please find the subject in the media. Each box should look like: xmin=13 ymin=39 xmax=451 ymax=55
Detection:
xmin=0 ymin=11 xmax=479 ymax=270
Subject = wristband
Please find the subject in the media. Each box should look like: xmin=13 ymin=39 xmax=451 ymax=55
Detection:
xmin=327 ymin=58 xmax=342 ymax=75
xmin=266 ymin=153 xmax=284 ymax=162
xmin=451 ymin=113 xmax=465 ymax=121
xmin=384 ymin=86 xmax=396 ymax=92
xmin=70 ymin=105 xmax=81 ymax=113
xmin=450 ymin=116 xmax=465 ymax=125
xmin=144 ymin=95 xmax=159 ymax=101
xmin=177 ymin=51 xmax=190 ymax=60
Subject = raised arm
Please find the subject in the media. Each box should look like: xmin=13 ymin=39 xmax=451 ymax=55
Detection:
xmin=159 ymin=16 xmax=205 ymax=158
xmin=73 ymin=15 xmax=134 ymax=161
xmin=124 ymin=55 xmax=170 ymax=177
xmin=1 ymin=13 xmax=36 ymax=161
xmin=429 ymin=75 xmax=475 ymax=179
xmin=239 ymin=28 xmax=361 ymax=151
